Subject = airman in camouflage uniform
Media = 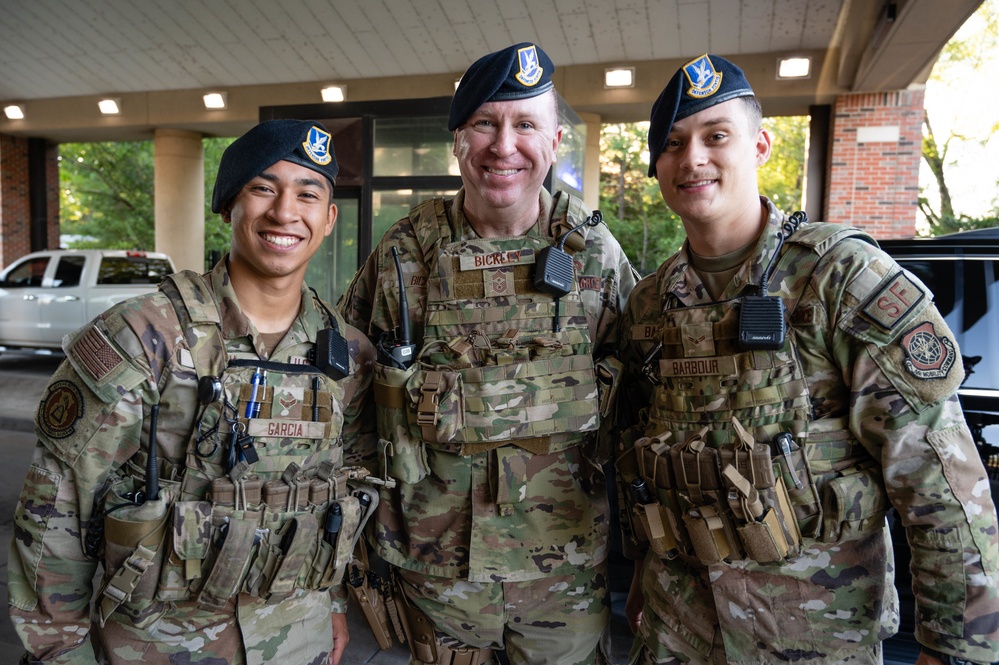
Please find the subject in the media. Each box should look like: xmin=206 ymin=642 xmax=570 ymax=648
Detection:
xmin=614 ymin=54 xmax=999 ymax=665
xmin=338 ymin=43 xmax=637 ymax=664
xmin=8 ymin=120 xmax=377 ymax=665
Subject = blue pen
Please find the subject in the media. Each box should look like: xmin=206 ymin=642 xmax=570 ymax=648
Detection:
xmin=246 ymin=368 xmax=265 ymax=418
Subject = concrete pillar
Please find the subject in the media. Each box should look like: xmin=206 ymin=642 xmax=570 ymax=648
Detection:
xmin=578 ymin=112 xmax=602 ymax=212
xmin=826 ymin=89 xmax=924 ymax=238
xmin=154 ymin=129 xmax=204 ymax=272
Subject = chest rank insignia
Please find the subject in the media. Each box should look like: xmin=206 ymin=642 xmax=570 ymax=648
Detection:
xmin=900 ymin=321 xmax=955 ymax=379
xmin=515 ymin=45 xmax=544 ymax=86
xmin=303 ymin=125 xmax=333 ymax=165
xmin=683 ymin=55 xmax=723 ymax=99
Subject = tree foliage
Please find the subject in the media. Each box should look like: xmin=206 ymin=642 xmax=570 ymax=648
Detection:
xmin=59 ymin=137 xmax=235 ymax=260
xmin=599 ymin=116 xmax=807 ymax=275
xmin=920 ymin=0 xmax=999 ymax=235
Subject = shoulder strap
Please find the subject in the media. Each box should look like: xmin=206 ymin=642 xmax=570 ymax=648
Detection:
xmin=549 ymin=190 xmax=590 ymax=253
xmin=773 ymin=222 xmax=877 ymax=315
xmin=411 ymin=197 xmax=452 ymax=263
xmin=160 ymin=270 xmax=227 ymax=381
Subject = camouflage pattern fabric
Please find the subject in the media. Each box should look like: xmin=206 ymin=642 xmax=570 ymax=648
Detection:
xmin=614 ymin=199 xmax=999 ymax=665
xmin=8 ymin=257 xmax=376 ymax=665
xmin=397 ymin=564 xmax=611 ymax=664
xmin=337 ymin=188 xmax=637 ymax=650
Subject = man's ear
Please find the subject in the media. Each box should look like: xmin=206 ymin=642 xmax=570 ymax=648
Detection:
xmin=324 ymin=203 xmax=338 ymax=237
xmin=220 ymin=202 xmax=233 ymax=224
xmin=755 ymin=127 xmax=773 ymax=167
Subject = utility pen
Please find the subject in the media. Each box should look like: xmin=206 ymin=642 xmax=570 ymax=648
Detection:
xmin=246 ymin=368 xmax=266 ymax=418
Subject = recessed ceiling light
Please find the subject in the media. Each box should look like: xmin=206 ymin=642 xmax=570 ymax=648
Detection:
xmin=777 ymin=57 xmax=811 ymax=79
xmin=604 ymin=68 xmax=635 ymax=88
xmin=321 ymin=85 xmax=345 ymax=103
xmin=98 ymin=98 xmax=121 ymax=115
xmin=203 ymin=92 xmax=227 ymax=109
xmin=3 ymin=104 xmax=25 ymax=120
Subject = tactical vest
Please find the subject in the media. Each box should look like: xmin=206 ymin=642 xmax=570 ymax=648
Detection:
xmin=96 ymin=271 xmax=371 ymax=628
xmin=375 ymin=193 xmax=601 ymax=462
xmin=630 ymin=223 xmax=892 ymax=566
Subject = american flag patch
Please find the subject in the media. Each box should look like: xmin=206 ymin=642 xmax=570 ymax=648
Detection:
xmin=70 ymin=325 xmax=125 ymax=381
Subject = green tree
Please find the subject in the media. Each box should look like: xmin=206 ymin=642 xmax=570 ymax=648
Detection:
xmin=59 ymin=137 xmax=235 ymax=261
xmin=59 ymin=141 xmax=155 ymax=249
xmin=920 ymin=0 xmax=999 ymax=234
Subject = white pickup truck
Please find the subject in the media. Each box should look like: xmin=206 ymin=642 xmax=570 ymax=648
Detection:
xmin=0 ymin=249 xmax=175 ymax=352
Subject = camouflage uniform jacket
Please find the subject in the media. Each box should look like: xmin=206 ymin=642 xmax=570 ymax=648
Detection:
xmin=615 ymin=199 xmax=999 ymax=664
xmin=8 ymin=258 xmax=376 ymax=665
xmin=338 ymin=187 xmax=638 ymax=582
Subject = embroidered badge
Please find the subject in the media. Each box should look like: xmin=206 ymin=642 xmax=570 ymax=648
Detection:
xmin=484 ymin=268 xmax=515 ymax=297
xmin=861 ymin=271 xmax=924 ymax=331
xmin=69 ymin=325 xmax=124 ymax=382
xmin=515 ymin=45 xmax=543 ymax=87
xmin=39 ymin=380 xmax=84 ymax=439
xmin=900 ymin=321 xmax=955 ymax=379
xmin=683 ymin=55 xmax=723 ymax=99
xmin=578 ymin=276 xmax=603 ymax=291
xmin=303 ymin=125 xmax=333 ymax=165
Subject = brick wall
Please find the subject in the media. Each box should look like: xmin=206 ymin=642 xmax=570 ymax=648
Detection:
xmin=0 ymin=133 xmax=60 ymax=269
xmin=826 ymin=89 xmax=924 ymax=239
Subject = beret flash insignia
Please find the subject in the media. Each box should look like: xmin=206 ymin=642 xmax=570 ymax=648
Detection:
xmin=683 ymin=55 xmax=723 ymax=99
xmin=303 ymin=125 xmax=332 ymax=166
xmin=515 ymin=45 xmax=544 ymax=87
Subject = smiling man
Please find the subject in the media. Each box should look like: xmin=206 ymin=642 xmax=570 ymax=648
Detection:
xmin=9 ymin=119 xmax=376 ymax=665
xmin=613 ymin=54 xmax=999 ymax=665
xmin=339 ymin=43 xmax=637 ymax=664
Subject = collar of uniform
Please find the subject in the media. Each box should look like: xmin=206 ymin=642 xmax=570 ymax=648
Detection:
xmin=452 ymin=187 xmax=554 ymax=241
xmin=208 ymin=256 xmax=326 ymax=349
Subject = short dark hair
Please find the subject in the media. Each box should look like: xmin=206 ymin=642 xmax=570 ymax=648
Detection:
xmin=741 ymin=96 xmax=763 ymax=132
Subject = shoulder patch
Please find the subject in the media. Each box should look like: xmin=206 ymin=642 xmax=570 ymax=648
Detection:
xmin=860 ymin=271 xmax=925 ymax=331
xmin=67 ymin=324 xmax=126 ymax=381
xmin=900 ymin=321 xmax=957 ymax=380
xmin=38 ymin=380 xmax=84 ymax=439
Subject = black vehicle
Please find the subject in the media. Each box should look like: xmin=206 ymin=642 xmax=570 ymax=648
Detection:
xmin=878 ymin=227 xmax=999 ymax=479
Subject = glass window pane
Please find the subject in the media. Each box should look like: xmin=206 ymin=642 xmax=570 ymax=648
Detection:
xmin=373 ymin=117 xmax=458 ymax=177
xmin=371 ymin=189 xmax=460 ymax=248
xmin=53 ymin=255 xmax=85 ymax=287
xmin=306 ymin=198 xmax=360 ymax=305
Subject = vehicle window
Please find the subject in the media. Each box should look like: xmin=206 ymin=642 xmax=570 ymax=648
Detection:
xmin=897 ymin=258 xmax=998 ymax=392
xmin=0 ymin=257 xmax=50 ymax=288
xmin=52 ymin=255 xmax=85 ymax=287
xmin=97 ymin=257 xmax=173 ymax=285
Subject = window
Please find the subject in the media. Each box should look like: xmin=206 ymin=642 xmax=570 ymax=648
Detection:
xmin=0 ymin=257 xmax=49 ymax=287
xmin=52 ymin=255 xmax=85 ymax=287
xmin=97 ymin=257 xmax=173 ymax=285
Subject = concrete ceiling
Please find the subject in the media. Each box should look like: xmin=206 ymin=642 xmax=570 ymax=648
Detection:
xmin=0 ymin=0 xmax=983 ymax=143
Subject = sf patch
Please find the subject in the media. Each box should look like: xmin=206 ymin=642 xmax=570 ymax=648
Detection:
xmin=900 ymin=321 xmax=956 ymax=379
xmin=39 ymin=380 xmax=84 ymax=439
xmin=861 ymin=271 xmax=924 ymax=331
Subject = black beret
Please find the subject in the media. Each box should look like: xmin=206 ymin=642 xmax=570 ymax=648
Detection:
xmin=211 ymin=119 xmax=339 ymax=213
xmin=448 ymin=43 xmax=555 ymax=131
xmin=647 ymin=54 xmax=756 ymax=177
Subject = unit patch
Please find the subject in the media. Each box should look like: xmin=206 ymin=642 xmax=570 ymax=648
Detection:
xmin=303 ymin=125 xmax=333 ymax=166
xmin=861 ymin=271 xmax=924 ymax=331
xmin=900 ymin=321 xmax=956 ymax=379
xmin=39 ymin=380 xmax=84 ymax=439
xmin=515 ymin=45 xmax=544 ymax=87
xmin=683 ymin=55 xmax=723 ymax=99
xmin=69 ymin=325 xmax=125 ymax=381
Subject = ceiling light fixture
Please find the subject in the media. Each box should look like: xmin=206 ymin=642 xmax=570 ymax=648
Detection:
xmin=321 ymin=85 xmax=345 ymax=103
xmin=203 ymin=91 xmax=227 ymax=109
xmin=3 ymin=104 xmax=25 ymax=120
xmin=604 ymin=67 xmax=635 ymax=88
xmin=777 ymin=56 xmax=811 ymax=79
xmin=98 ymin=98 xmax=121 ymax=115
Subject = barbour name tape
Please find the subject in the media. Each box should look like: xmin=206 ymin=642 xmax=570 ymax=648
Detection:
xmin=246 ymin=419 xmax=327 ymax=439
xmin=71 ymin=325 xmax=126 ymax=381
xmin=861 ymin=271 xmax=924 ymax=331
xmin=660 ymin=356 xmax=738 ymax=378
xmin=458 ymin=249 xmax=535 ymax=271
xmin=633 ymin=324 xmax=659 ymax=340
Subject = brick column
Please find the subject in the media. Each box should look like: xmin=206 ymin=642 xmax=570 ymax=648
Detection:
xmin=826 ymin=89 xmax=924 ymax=238
xmin=0 ymin=133 xmax=59 ymax=269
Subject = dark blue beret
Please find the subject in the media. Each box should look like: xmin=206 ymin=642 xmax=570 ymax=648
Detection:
xmin=211 ymin=119 xmax=339 ymax=213
xmin=647 ymin=54 xmax=756 ymax=177
xmin=448 ymin=43 xmax=555 ymax=131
